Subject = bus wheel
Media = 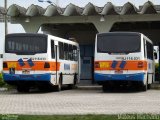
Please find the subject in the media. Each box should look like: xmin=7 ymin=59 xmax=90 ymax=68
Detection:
xmin=102 ymin=84 xmax=108 ymax=92
xmin=142 ymin=84 xmax=147 ymax=91
xmin=147 ymin=84 xmax=151 ymax=89
xmin=17 ymin=85 xmax=30 ymax=93
xmin=55 ymin=75 xmax=62 ymax=91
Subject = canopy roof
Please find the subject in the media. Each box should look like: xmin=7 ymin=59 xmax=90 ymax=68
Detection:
xmin=0 ymin=1 xmax=159 ymax=17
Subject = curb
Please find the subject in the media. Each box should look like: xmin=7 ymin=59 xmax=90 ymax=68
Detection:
xmin=0 ymin=87 xmax=8 ymax=91
xmin=151 ymin=84 xmax=160 ymax=89
xmin=77 ymin=84 xmax=160 ymax=90
xmin=77 ymin=86 xmax=102 ymax=90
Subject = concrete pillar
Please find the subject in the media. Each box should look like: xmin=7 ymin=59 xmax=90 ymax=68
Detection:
xmin=11 ymin=17 xmax=43 ymax=33
xmin=21 ymin=22 xmax=42 ymax=33
xmin=90 ymin=16 xmax=116 ymax=33
xmin=93 ymin=21 xmax=115 ymax=33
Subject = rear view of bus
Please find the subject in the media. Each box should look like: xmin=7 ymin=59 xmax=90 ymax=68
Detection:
xmin=3 ymin=33 xmax=80 ymax=92
xmin=3 ymin=33 xmax=49 ymax=92
xmin=94 ymin=32 xmax=154 ymax=91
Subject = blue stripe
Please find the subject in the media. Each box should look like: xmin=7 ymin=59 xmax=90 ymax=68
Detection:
xmin=111 ymin=60 xmax=118 ymax=69
xmin=27 ymin=58 xmax=35 ymax=67
xmin=119 ymin=61 xmax=126 ymax=69
xmin=94 ymin=73 xmax=145 ymax=82
xmin=18 ymin=58 xmax=25 ymax=66
xmin=3 ymin=73 xmax=51 ymax=82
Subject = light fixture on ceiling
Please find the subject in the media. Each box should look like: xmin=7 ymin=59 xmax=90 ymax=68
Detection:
xmin=25 ymin=17 xmax=30 ymax=23
xmin=100 ymin=15 xmax=105 ymax=22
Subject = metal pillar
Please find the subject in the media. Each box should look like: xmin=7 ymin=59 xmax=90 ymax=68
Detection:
xmin=4 ymin=0 xmax=8 ymax=35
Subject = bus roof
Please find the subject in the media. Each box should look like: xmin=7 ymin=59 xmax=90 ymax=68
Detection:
xmin=47 ymin=34 xmax=79 ymax=46
xmin=97 ymin=32 xmax=141 ymax=36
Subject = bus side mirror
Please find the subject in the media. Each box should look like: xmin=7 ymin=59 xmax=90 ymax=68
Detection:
xmin=154 ymin=52 xmax=157 ymax=59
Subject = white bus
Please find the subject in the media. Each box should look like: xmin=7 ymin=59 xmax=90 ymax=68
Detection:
xmin=3 ymin=33 xmax=80 ymax=92
xmin=94 ymin=32 xmax=155 ymax=91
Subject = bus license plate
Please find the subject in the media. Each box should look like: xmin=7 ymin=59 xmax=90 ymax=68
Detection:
xmin=22 ymin=70 xmax=30 ymax=74
xmin=115 ymin=70 xmax=123 ymax=74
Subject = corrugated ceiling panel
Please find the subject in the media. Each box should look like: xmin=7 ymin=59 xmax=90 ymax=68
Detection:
xmin=121 ymin=2 xmax=138 ymax=15
xmin=101 ymin=2 xmax=118 ymax=15
xmin=82 ymin=3 xmax=101 ymax=15
xmin=44 ymin=5 xmax=62 ymax=16
xmin=26 ymin=4 xmax=45 ymax=16
xmin=1 ymin=1 xmax=159 ymax=17
xmin=0 ymin=7 xmax=6 ymax=14
xmin=63 ymin=3 xmax=83 ymax=16
xmin=140 ymin=1 xmax=157 ymax=14
xmin=7 ymin=4 xmax=26 ymax=16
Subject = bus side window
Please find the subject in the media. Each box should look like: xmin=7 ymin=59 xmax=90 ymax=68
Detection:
xmin=0 ymin=54 xmax=3 ymax=58
xmin=143 ymin=39 xmax=146 ymax=58
xmin=59 ymin=42 xmax=64 ymax=60
xmin=73 ymin=46 xmax=78 ymax=61
xmin=51 ymin=40 xmax=55 ymax=59
xmin=146 ymin=41 xmax=153 ymax=60
xmin=69 ymin=44 xmax=73 ymax=61
xmin=64 ymin=43 xmax=69 ymax=60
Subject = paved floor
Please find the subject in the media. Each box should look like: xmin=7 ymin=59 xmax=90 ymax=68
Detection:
xmin=0 ymin=89 xmax=160 ymax=115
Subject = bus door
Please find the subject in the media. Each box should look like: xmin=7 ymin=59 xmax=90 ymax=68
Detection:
xmin=54 ymin=41 xmax=59 ymax=84
xmin=80 ymin=57 xmax=93 ymax=80
xmin=51 ymin=40 xmax=59 ymax=84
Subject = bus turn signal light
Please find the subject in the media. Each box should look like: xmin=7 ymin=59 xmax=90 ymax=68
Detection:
xmin=3 ymin=62 xmax=8 ymax=68
xmin=137 ymin=61 xmax=143 ymax=68
xmin=95 ymin=62 xmax=100 ymax=68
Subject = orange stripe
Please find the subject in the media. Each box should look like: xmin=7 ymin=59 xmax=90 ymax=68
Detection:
xmin=94 ymin=60 xmax=147 ymax=71
xmin=3 ymin=61 xmax=60 ymax=71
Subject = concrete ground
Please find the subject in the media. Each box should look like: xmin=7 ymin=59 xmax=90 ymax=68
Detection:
xmin=0 ymin=88 xmax=160 ymax=115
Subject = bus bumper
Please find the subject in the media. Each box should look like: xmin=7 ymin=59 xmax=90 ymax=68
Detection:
xmin=3 ymin=73 xmax=51 ymax=82
xmin=94 ymin=73 xmax=145 ymax=82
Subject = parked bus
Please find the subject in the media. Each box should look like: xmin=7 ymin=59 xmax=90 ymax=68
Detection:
xmin=94 ymin=32 xmax=155 ymax=91
xmin=3 ymin=33 xmax=80 ymax=92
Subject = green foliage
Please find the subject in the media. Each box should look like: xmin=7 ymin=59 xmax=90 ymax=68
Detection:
xmin=0 ymin=115 xmax=118 ymax=120
xmin=155 ymin=63 xmax=160 ymax=81
xmin=155 ymin=63 xmax=159 ymax=74
xmin=0 ymin=73 xmax=5 ymax=87
xmin=0 ymin=114 xmax=160 ymax=120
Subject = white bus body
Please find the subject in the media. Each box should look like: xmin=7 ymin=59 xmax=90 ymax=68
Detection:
xmin=3 ymin=33 xmax=80 ymax=92
xmin=94 ymin=32 xmax=155 ymax=91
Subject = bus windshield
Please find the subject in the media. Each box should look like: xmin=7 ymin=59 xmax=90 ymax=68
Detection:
xmin=97 ymin=34 xmax=141 ymax=54
xmin=5 ymin=34 xmax=47 ymax=55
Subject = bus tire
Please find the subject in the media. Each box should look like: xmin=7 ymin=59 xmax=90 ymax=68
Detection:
xmin=102 ymin=84 xmax=108 ymax=92
xmin=142 ymin=84 xmax=147 ymax=91
xmin=147 ymin=84 xmax=151 ymax=89
xmin=17 ymin=85 xmax=30 ymax=93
